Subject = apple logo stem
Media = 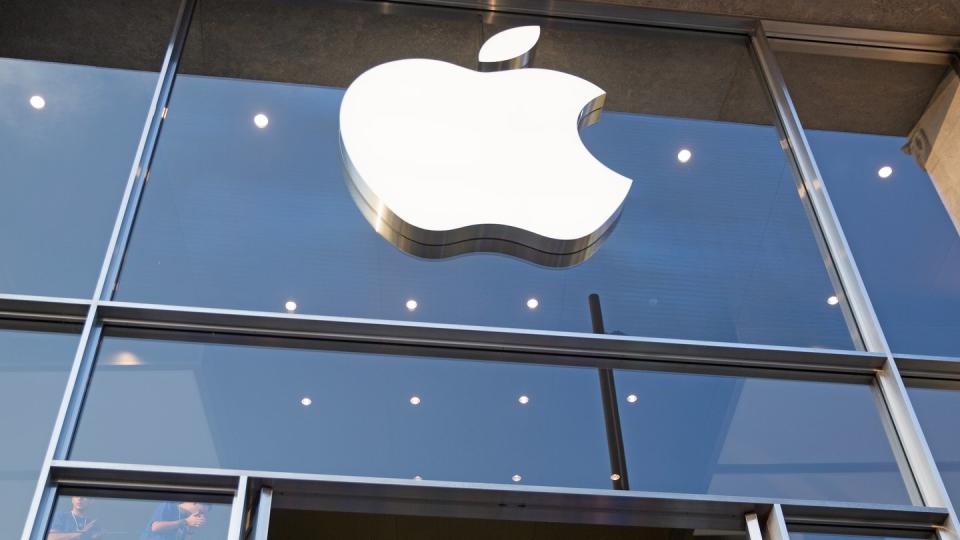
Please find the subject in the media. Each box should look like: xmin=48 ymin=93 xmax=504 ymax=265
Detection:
xmin=339 ymin=25 xmax=633 ymax=267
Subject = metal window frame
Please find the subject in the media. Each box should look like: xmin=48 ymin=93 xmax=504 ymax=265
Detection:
xmin=5 ymin=0 xmax=959 ymax=539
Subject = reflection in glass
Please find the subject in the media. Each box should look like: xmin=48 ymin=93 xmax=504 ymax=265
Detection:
xmin=615 ymin=369 xmax=912 ymax=504
xmin=774 ymin=44 xmax=960 ymax=356
xmin=0 ymin=328 xmax=77 ymax=540
xmin=46 ymin=494 xmax=229 ymax=540
xmin=0 ymin=58 xmax=158 ymax=297
xmin=72 ymin=336 xmax=610 ymax=489
xmin=906 ymin=382 xmax=960 ymax=504
xmin=117 ymin=1 xmax=851 ymax=349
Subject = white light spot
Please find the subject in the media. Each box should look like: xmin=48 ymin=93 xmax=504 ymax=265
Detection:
xmin=626 ymin=394 xmax=638 ymax=404
xmin=413 ymin=475 xmax=423 ymax=481
xmin=409 ymin=395 xmax=421 ymax=406
xmin=518 ymin=395 xmax=530 ymax=405
xmin=29 ymin=95 xmax=45 ymax=109
xmin=610 ymin=473 xmax=621 ymax=481
xmin=254 ymin=113 xmax=269 ymax=128
xmin=511 ymin=474 xmax=522 ymax=482
xmin=406 ymin=299 xmax=418 ymax=311
xmin=526 ymin=298 xmax=539 ymax=310
xmin=300 ymin=397 xmax=312 ymax=407
xmin=677 ymin=148 xmax=692 ymax=163
xmin=878 ymin=166 xmax=893 ymax=179
xmin=284 ymin=300 xmax=297 ymax=312
xmin=827 ymin=295 xmax=840 ymax=306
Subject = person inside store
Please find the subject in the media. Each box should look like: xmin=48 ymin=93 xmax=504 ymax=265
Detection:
xmin=47 ymin=496 xmax=103 ymax=540
xmin=140 ymin=501 xmax=209 ymax=539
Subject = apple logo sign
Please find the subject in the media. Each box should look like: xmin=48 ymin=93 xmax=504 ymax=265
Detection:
xmin=339 ymin=25 xmax=632 ymax=267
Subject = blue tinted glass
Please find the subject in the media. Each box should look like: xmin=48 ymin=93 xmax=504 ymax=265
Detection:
xmin=775 ymin=47 xmax=960 ymax=356
xmin=906 ymin=383 xmax=960 ymax=504
xmin=72 ymin=336 xmax=611 ymax=488
xmin=47 ymin=495 xmax=230 ymax=540
xmin=791 ymin=534 xmax=909 ymax=540
xmin=615 ymin=369 xmax=912 ymax=504
xmin=0 ymin=58 xmax=157 ymax=297
xmin=117 ymin=7 xmax=851 ymax=349
xmin=0 ymin=327 xmax=77 ymax=540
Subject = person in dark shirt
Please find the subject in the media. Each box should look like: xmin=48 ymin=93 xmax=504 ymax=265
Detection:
xmin=48 ymin=497 xmax=103 ymax=540
xmin=140 ymin=501 xmax=209 ymax=540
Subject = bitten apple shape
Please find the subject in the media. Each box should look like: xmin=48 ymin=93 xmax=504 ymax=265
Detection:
xmin=339 ymin=26 xmax=632 ymax=267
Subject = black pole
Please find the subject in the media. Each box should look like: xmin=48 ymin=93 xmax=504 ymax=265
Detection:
xmin=589 ymin=293 xmax=630 ymax=490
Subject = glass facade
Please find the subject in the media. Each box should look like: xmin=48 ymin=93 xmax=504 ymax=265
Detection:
xmin=773 ymin=44 xmax=960 ymax=357
xmin=115 ymin=1 xmax=852 ymax=348
xmin=615 ymin=369 xmax=911 ymax=503
xmin=73 ymin=335 xmax=611 ymax=488
xmin=0 ymin=327 xmax=77 ymax=540
xmin=46 ymin=494 xmax=230 ymax=540
xmin=0 ymin=0 xmax=175 ymax=298
xmin=907 ymin=381 xmax=960 ymax=505
xmin=3 ymin=1 xmax=960 ymax=539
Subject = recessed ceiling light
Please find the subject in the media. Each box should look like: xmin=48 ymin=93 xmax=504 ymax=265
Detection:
xmin=284 ymin=300 xmax=297 ymax=312
xmin=29 ymin=95 xmax=45 ymax=109
xmin=526 ymin=298 xmax=539 ymax=309
xmin=511 ymin=474 xmax=522 ymax=482
xmin=677 ymin=148 xmax=692 ymax=163
xmin=610 ymin=473 xmax=621 ymax=481
xmin=518 ymin=395 xmax=530 ymax=405
xmin=878 ymin=166 xmax=893 ymax=179
xmin=254 ymin=113 xmax=269 ymax=128
xmin=626 ymin=394 xmax=638 ymax=403
xmin=300 ymin=397 xmax=312 ymax=406
xmin=413 ymin=475 xmax=423 ymax=481
xmin=406 ymin=299 xmax=418 ymax=311
xmin=409 ymin=395 xmax=421 ymax=406
xmin=827 ymin=295 xmax=839 ymax=306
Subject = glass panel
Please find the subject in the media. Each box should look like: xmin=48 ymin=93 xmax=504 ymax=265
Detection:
xmin=615 ymin=368 xmax=912 ymax=504
xmin=117 ymin=0 xmax=853 ymax=349
xmin=46 ymin=494 xmax=230 ymax=540
xmin=71 ymin=335 xmax=611 ymax=489
xmin=0 ymin=0 xmax=178 ymax=298
xmin=906 ymin=381 xmax=960 ymax=504
xmin=0 ymin=326 xmax=77 ymax=540
xmin=773 ymin=43 xmax=960 ymax=356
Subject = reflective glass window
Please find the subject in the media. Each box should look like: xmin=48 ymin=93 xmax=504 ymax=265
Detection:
xmin=906 ymin=380 xmax=960 ymax=504
xmin=46 ymin=493 xmax=230 ymax=540
xmin=615 ymin=368 xmax=912 ymax=504
xmin=71 ymin=334 xmax=611 ymax=489
xmin=0 ymin=0 xmax=177 ymax=297
xmin=773 ymin=43 xmax=960 ymax=356
xmin=117 ymin=0 xmax=853 ymax=349
xmin=0 ymin=326 xmax=78 ymax=540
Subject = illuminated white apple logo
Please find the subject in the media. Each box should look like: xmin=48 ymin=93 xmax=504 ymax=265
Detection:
xmin=339 ymin=26 xmax=632 ymax=267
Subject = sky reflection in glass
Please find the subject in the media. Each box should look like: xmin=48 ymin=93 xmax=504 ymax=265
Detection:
xmin=72 ymin=336 xmax=611 ymax=489
xmin=0 ymin=58 xmax=156 ymax=297
xmin=117 ymin=74 xmax=852 ymax=349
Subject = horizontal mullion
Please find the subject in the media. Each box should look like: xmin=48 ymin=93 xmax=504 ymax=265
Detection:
xmin=0 ymin=293 xmax=90 ymax=325
xmin=384 ymin=0 xmax=756 ymax=34
xmin=897 ymin=355 xmax=960 ymax=382
xmin=96 ymin=300 xmax=885 ymax=376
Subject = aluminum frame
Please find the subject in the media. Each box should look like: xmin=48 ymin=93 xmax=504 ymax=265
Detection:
xmin=4 ymin=0 xmax=960 ymax=539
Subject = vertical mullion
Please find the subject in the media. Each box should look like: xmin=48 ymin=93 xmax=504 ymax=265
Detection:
xmin=18 ymin=1 xmax=198 ymax=538
xmin=765 ymin=505 xmax=790 ymax=540
xmin=746 ymin=512 xmax=765 ymax=540
xmin=227 ymin=476 xmax=250 ymax=540
xmin=752 ymin=22 xmax=959 ymax=540
xmin=589 ymin=293 xmax=630 ymax=490
xmin=251 ymin=487 xmax=274 ymax=540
